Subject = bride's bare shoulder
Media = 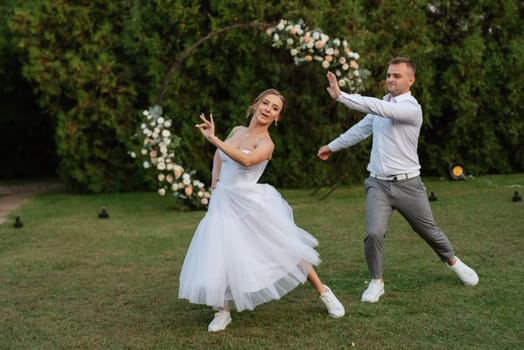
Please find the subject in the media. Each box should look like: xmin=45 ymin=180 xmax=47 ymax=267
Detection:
xmin=227 ymin=125 xmax=247 ymax=139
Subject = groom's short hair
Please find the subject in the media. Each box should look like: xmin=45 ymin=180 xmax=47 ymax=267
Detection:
xmin=389 ymin=57 xmax=416 ymax=75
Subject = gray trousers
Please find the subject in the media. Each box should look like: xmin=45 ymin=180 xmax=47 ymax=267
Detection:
xmin=364 ymin=176 xmax=455 ymax=279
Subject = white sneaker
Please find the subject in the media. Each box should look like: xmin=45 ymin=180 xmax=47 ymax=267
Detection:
xmin=319 ymin=285 xmax=345 ymax=318
xmin=208 ymin=309 xmax=231 ymax=332
xmin=448 ymin=256 xmax=479 ymax=286
xmin=361 ymin=279 xmax=384 ymax=303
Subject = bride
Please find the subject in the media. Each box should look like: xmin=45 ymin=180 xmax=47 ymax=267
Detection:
xmin=178 ymin=88 xmax=345 ymax=332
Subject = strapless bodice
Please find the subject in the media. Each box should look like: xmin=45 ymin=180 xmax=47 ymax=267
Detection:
xmin=217 ymin=150 xmax=268 ymax=186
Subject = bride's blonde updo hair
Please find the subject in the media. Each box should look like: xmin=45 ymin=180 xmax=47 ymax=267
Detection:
xmin=245 ymin=88 xmax=286 ymax=120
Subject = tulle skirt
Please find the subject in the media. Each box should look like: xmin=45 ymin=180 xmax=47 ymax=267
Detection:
xmin=178 ymin=182 xmax=320 ymax=311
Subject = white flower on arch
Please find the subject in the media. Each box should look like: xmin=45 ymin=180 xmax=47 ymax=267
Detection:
xmin=266 ymin=19 xmax=369 ymax=92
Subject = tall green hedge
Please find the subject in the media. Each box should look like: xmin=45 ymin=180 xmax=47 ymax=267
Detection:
xmin=0 ymin=0 xmax=57 ymax=178
xmin=4 ymin=0 xmax=523 ymax=192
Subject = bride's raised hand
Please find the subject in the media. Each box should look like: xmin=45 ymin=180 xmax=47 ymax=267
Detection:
xmin=195 ymin=113 xmax=216 ymax=142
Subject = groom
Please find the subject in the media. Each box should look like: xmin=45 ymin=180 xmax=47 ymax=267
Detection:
xmin=317 ymin=57 xmax=479 ymax=302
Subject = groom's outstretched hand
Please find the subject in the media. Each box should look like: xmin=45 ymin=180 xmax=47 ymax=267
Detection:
xmin=326 ymin=71 xmax=342 ymax=100
xmin=317 ymin=145 xmax=332 ymax=161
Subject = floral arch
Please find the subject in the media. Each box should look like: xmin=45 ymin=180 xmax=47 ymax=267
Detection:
xmin=130 ymin=19 xmax=368 ymax=210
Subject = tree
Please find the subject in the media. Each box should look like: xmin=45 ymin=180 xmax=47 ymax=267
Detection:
xmin=0 ymin=0 xmax=57 ymax=178
xmin=6 ymin=0 xmax=523 ymax=194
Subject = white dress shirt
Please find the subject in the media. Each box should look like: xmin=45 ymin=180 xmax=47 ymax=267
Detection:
xmin=328 ymin=91 xmax=423 ymax=177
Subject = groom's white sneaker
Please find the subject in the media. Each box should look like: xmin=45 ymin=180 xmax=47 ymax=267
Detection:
xmin=448 ymin=256 xmax=479 ymax=286
xmin=361 ymin=279 xmax=384 ymax=303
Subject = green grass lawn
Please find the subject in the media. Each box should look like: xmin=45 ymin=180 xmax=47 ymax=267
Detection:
xmin=1 ymin=174 xmax=523 ymax=349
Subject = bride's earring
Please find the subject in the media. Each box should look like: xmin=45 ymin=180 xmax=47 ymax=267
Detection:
xmin=274 ymin=119 xmax=278 ymax=126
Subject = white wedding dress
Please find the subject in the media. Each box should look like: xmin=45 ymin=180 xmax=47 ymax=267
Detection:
xmin=178 ymin=150 xmax=321 ymax=311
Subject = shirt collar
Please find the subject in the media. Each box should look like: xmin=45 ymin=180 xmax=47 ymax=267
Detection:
xmin=384 ymin=91 xmax=412 ymax=102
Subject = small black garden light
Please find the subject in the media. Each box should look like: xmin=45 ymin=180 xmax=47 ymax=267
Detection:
xmin=98 ymin=207 xmax=109 ymax=219
xmin=512 ymin=191 xmax=522 ymax=202
xmin=429 ymin=192 xmax=438 ymax=201
xmin=14 ymin=216 xmax=23 ymax=228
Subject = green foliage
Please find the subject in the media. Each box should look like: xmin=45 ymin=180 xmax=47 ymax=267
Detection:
xmin=0 ymin=0 xmax=57 ymax=178
xmin=420 ymin=0 xmax=524 ymax=175
xmin=10 ymin=0 xmax=140 ymax=191
xmin=4 ymin=0 xmax=523 ymax=192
